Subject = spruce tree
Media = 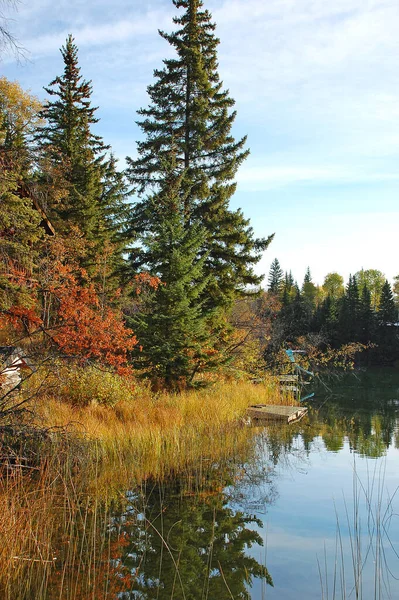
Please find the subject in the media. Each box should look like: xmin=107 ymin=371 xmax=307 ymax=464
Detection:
xmin=376 ymin=280 xmax=398 ymax=360
xmin=267 ymin=259 xmax=284 ymax=295
xmin=301 ymin=267 xmax=317 ymax=307
xmin=127 ymin=0 xmax=272 ymax=308
xmin=37 ymin=35 xmax=129 ymax=274
xmin=339 ymin=275 xmax=360 ymax=343
xmin=358 ymin=284 xmax=376 ymax=344
xmin=128 ymin=156 xmax=217 ymax=389
xmin=378 ymin=281 xmax=396 ymax=325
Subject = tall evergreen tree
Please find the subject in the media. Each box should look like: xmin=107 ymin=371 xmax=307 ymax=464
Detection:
xmin=267 ymin=259 xmax=284 ymax=295
xmin=37 ymin=35 xmax=129 ymax=273
xmin=375 ymin=280 xmax=398 ymax=362
xmin=339 ymin=275 xmax=360 ymax=343
xmin=301 ymin=267 xmax=317 ymax=307
xmin=358 ymin=284 xmax=376 ymax=344
xmin=126 ymin=0 xmax=272 ymax=309
xmin=378 ymin=280 xmax=396 ymax=325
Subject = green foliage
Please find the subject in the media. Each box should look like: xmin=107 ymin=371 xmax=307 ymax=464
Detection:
xmin=128 ymin=161 xmax=220 ymax=389
xmin=355 ymin=268 xmax=386 ymax=310
xmin=268 ymin=258 xmax=284 ymax=295
xmin=37 ymin=35 xmax=130 ymax=276
xmin=322 ymin=272 xmax=344 ymax=300
xmin=378 ymin=280 xmax=396 ymax=325
xmin=126 ymin=0 xmax=272 ymax=310
xmin=301 ymin=267 xmax=317 ymax=307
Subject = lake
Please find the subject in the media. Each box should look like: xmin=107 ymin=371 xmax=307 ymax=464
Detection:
xmin=45 ymin=369 xmax=399 ymax=599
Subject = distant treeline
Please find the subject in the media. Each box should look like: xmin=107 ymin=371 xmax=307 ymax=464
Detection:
xmin=264 ymin=260 xmax=399 ymax=365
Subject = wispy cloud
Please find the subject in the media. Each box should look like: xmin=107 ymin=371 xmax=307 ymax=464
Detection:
xmin=237 ymin=163 xmax=399 ymax=191
xmin=23 ymin=10 xmax=171 ymax=56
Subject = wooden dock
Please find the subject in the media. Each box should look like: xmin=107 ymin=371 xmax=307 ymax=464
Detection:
xmin=247 ymin=404 xmax=308 ymax=424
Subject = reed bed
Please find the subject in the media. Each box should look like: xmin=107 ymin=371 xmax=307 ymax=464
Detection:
xmin=0 ymin=375 xmax=288 ymax=598
xmin=32 ymin=376 xmax=294 ymax=479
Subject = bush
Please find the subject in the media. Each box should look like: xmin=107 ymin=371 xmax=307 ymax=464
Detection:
xmin=57 ymin=365 xmax=135 ymax=407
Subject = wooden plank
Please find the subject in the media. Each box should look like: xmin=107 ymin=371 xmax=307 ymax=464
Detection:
xmin=277 ymin=375 xmax=299 ymax=383
xmin=247 ymin=404 xmax=308 ymax=424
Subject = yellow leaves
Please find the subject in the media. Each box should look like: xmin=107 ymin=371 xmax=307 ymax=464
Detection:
xmin=0 ymin=76 xmax=43 ymax=143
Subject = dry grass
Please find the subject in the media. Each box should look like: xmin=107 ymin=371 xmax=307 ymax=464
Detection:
xmin=0 ymin=375 xmax=292 ymax=598
xmin=32 ymin=377 xmax=295 ymax=478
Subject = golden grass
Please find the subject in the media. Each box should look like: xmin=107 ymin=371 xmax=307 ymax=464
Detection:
xmin=0 ymin=376 xmax=293 ymax=598
xmin=33 ymin=378 xmax=295 ymax=478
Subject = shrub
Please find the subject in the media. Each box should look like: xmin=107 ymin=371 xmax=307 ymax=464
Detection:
xmin=57 ymin=365 xmax=135 ymax=407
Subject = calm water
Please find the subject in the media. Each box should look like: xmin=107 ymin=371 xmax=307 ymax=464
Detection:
xmin=49 ymin=370 xmax=399 ymax=599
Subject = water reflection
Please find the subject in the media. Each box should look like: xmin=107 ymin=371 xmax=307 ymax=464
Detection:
xmin=112 ymin=475 xmax=273 ymax=599
xmin=39 ymin=370 xmax=399 ymax=599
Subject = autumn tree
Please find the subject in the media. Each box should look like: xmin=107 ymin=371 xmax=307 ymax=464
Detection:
xmin=0 ymin=77 xmax=43 ymax=311
xmin=322 ymin=272 xmax=344 ymax=300
xmin=355 ymin=269 xmax=385 ymax=311
xmin=127 ymin=0 xmax=272 ymax=312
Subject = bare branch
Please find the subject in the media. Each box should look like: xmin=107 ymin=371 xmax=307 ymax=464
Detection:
xmin=0 ymin=0 xmax=27 ymax=62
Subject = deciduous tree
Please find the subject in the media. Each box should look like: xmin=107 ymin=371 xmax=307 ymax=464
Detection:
xmin=0 ymin=77 xmax=43 ymax=310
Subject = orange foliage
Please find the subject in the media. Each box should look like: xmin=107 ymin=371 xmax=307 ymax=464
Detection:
xmin=46 ymin=262 xmax=137 ymax=374
xmin=1 ymin=259 xmax=139 ymax=374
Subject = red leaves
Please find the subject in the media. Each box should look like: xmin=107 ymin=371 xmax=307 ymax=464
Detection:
xmin=47 ymin=262 xmax=137 ymax=374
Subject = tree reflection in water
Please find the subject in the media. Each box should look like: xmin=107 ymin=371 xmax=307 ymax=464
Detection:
xmin=112 ymin=474 xmax=273 ymax=599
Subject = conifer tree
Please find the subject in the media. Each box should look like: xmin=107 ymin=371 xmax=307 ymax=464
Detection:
xmin=378 ymin=281 xmax=396 ymax=325
xmin=339 ymin=275 xmax=360 ymax=342
xmin=37 ymin=35 xmax=129 ymax=273
xmin=323 ymin=295 xmax=340 ymax=344
xmin=358 ymin=284 xmax=376 ymax=344
xmin=127 ymin=0 xmax=272 ymax=308
xmin=267 ymin=259 xmax=284 ymax=295
xmin=301 ymin=267 xmax=317 ymax=308
xmin=128 ymin=156 xmax=217 ymax=389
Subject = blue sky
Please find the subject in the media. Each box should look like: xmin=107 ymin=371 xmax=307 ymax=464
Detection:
xmin=2 ymin=0 xmax=398 ymax=286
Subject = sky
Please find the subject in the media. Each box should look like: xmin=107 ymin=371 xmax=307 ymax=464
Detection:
xmin=1 ymin=0 xmax=398 ymax=287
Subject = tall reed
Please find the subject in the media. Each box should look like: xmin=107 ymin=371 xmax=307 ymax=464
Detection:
xmin=0 ymin=377 xmax=286 ymax=598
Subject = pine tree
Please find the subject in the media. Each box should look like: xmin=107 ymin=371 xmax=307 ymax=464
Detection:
xmin=267 ymin=259 xmax=284 ymax=295
xmin=301 ymin=267 xmax=317 ymax=307
xmin=126 ymin=0 xmax=272 ymax=308
xmin=358 ymin=284 xmax=376 ymax=344
xmin=376 ymin=280 xmax=398 ymax=360
xmin=128 ymin=156 xmax=217 ymax=389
